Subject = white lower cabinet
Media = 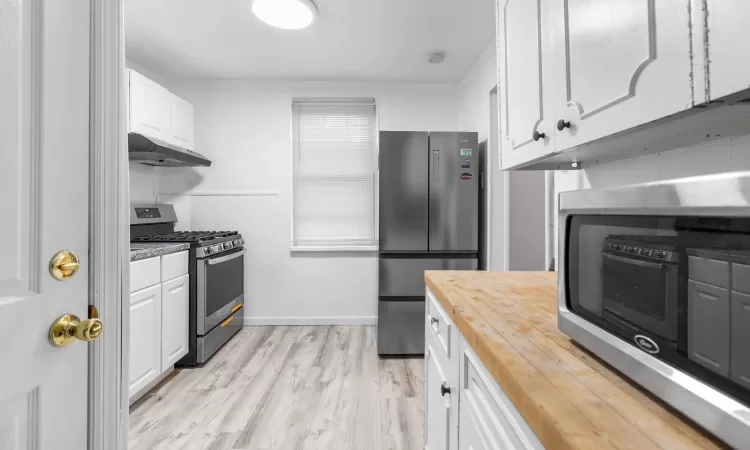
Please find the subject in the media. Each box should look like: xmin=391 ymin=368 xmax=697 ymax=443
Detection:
xmin=458 ymin=336 xmax=543 ymax=450
xmin=129 ymin=252 xmax=190 ymax=403
xmin=129 ymin=284 xmax=162 ymax=399
xmin=161 ymin=274 xmax=189 ymax=369
xmin=425 ymin=287 xmax=542 ymax=450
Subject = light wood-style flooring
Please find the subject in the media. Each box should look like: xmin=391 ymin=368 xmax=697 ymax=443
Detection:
xmin=129 ymin=326 xmax=424 ymax=450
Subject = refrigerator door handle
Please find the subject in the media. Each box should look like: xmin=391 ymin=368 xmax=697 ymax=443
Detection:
xmin=432 ymin=149 xmax=439 ymax=181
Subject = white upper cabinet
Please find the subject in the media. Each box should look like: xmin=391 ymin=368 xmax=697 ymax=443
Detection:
xmin=128 ymin=69 xmax=195 ymax=150
xmin=496 ymin=0 xmax=750 ymax=170
xmin=704 ymin=0 xmax=750 ymax=101
xmin=171 ymin=96 xmax=195 ymax=151
xmin=496 ymin=0 xmax=559 ymax=169
xmin=129 ymin=71 xmax=172 ymax=142
xmin=549 ymin=0 xmax=692 ymax=151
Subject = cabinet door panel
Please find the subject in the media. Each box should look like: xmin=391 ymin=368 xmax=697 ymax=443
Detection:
xmin=129 ymin=285 xmax=162 ymax=399
xmin=425 ymin=344 xmax=452 ymax=450
xmin=459 ymin=405 xmax=493 ymax=450
xmin=129 ymin=70 xmax=171 ymax=141
xmin=550 ymin=0 xmax=692 ymax=151
xmin=161 ymin=275 xmax=189 ymax=370
xmin=171 ymin=95 xmax=195 ymax=150
xmin=496 ymin=0 xmax=557 ymax=169
xmin=706 ymin=0 xmax=750 ymax=100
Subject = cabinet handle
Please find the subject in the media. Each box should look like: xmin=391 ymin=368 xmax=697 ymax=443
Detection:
xmin=441 ymin=382 xmax=451 ymax=396
xmin=532 ymin=130 xmax=546 ymax=141
xmin=557 ymin=119 xmax=571 ymax=131
xmin=430 ymin=316 xmax=439 ymax=325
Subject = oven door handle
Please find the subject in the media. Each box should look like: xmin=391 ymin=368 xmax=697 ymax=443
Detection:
xmin=603 ymin=251 xmax=664 ymax=269
xmin=207 ymin=249 xmax=246 ymax=265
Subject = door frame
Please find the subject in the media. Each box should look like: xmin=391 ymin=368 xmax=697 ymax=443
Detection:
xmin=88 ymin=0 xmax=129 ymax=448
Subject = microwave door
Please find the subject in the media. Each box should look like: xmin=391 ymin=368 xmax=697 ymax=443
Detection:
xmin=601 ymin=252 xmax=678 ymax=341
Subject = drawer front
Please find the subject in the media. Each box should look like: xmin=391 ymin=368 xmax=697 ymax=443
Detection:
xmin=130 ymin=256 xmax=161 ymax=293
xmin=460 ymin=336 xmax=544 ymax=450
xmin=688 ymin=255 xmax=729 ymax=288
xmin=161 ymin=250 xmax=189 ymax=282
xmin=426 ymin=288 xmax=454 ymax=360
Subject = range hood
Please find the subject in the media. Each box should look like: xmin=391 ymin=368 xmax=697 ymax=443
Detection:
xmin=128 ymin=133 xmax=212 ymax=167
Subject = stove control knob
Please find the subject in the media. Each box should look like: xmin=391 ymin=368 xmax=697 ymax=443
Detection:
xmin=211 ymin=245 xmax=221 ymax=254
xmin=234 ymin=239 xmax=242 ymax=247
xmin=223 ymin=242 xmax=232 ymax=250
xmin=205 ymin=246 xmax=213 ymax=255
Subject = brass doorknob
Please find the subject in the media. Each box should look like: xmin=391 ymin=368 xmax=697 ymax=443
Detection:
xmin=49 ymin=314 xmax=103 ymax=347
xmin=49 ymin=250 xmax=80 ymax=281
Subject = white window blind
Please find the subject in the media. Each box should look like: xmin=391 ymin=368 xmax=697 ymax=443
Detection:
xmin=292 ymin=98 xmax=378 ymax=250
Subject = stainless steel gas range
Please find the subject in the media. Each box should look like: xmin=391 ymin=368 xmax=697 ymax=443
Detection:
xmin=130 ymin=203 xmax=245 ymax=365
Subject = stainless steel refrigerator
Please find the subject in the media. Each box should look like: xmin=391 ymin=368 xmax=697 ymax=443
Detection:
xmin=378 ymin=131 xmax=479 ymax=355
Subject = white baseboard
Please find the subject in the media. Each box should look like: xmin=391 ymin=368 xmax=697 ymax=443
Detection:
xmin=243 ymin=316 xmax=377 ymax=326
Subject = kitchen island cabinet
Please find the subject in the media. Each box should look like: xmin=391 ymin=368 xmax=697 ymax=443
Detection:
xmin=424 ymin=271 xmax=725 ymax=449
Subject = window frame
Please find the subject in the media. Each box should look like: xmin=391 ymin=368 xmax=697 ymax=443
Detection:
xmin=289 ymin=98 xmax=380 ymax=252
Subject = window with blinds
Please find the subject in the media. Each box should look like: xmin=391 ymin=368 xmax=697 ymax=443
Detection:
xmin=291 ymin=98 xmax=378 ymax=250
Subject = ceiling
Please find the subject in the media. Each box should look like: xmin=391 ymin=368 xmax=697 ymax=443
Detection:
xmin=125 ymin=0 xmax=495 ymax=82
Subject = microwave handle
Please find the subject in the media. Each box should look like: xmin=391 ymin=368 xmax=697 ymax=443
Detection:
xmin=602 ymin=251 xmax=664 ymax=269
xmin=207 ymin=249 xmax=246 ymax=265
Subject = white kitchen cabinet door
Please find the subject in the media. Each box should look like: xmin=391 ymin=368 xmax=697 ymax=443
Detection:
xmin=425 ymin=344 xmax=454 ymax=450
xmin=171 ymin=95 xmax=195 ymax=151
xmin=129 ymin=70 xmax=172 ymax=142
xmin=704 ymin=0 xmax=750 ymax=101
xmin=129 ymin=284 xmax=162 ymax=400
xmin=459 ymin=336 xmax=544 ymax=450
xmin=496 ymin=0 xmax=559 ymax=170
xmin=459 ymin=403 xmax=493 ymax=450
xmin=161 ymin=274 xmax=189 ymax=370
xmin=548 ymin=0 xmax=693 ymax=152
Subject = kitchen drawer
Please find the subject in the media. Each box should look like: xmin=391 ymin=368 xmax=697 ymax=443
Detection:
xmin=688 ymin=255 xmax=729 ymax=288
xmin=427 ymin=288 xmax=456 ymax=361
xmin=732 ymin=263 xmax=750 ymax=294
xmin=161 ymin=250 xmax=188 ymax=282
xmin=459 ymin=335 xmax=543 ymax=450
xmin=130 ymin=256 xmax=161 ymax=293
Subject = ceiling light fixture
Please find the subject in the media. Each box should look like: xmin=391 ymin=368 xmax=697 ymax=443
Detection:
xmin=252 ymin=0 xmax=318 ymax=30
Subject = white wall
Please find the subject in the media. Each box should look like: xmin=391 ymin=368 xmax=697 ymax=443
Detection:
xmin=160 ymin=79 xmax=459 ymax=323
xmin=552 ymin=133 xmax=750 ymax=258
xmin=456 ymin=43 xmax=507 ymax=270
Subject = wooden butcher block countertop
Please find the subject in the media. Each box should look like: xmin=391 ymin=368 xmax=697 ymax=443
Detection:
xmin=424 ymin=271 xmax=726 ymax=450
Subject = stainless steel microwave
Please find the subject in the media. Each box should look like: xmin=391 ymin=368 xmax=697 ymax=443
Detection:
xmin=558 ymin=172 xmax=750 ymax=448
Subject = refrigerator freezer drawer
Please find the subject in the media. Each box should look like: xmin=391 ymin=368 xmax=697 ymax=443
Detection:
xmin=378 ymin=300 xmax=425 ymax=355
xmin=378 ymin=256 xmax=478 ymax=298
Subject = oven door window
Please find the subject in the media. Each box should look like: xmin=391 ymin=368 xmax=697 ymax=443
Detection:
xmin=205 ymin=251 xmax=244 ymax=318
xmin=602 ymin=252 xmax=668 ymax=323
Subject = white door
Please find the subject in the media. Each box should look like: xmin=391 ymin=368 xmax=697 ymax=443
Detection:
xmin=548 ymin=0 xmax=692 ymax=151
xmin=704 ymin=0 xmax=750 ymax=101
xmin=0 ymin=1 xmax=91 ymax=449
xmin=161 ymin=274 xmax=189 ymax=369
xmin=425 ymin=345 xmax=452 ymax=450
xmin=496 ymin=0 xmax=558 ymax=169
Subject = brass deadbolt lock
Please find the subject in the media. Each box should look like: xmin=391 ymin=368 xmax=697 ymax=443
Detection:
xmin=49 ymin=250 xmax=80 ymax=281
